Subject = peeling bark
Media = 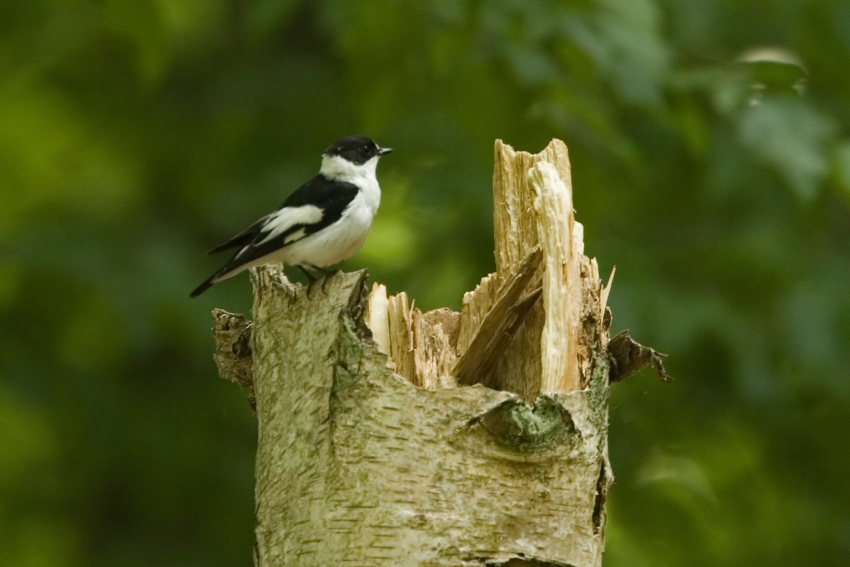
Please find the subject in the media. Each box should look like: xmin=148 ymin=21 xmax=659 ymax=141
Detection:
xmin=211 ymin=309 xmax=255 ymax=414
xmin=607 ymin=330 xmax=671 ymax=384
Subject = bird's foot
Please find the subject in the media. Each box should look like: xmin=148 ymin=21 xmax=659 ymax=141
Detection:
xmin=321 ymin=274 xmax=333 ymax=295
xmin=306 ymin=274 xmax=334 ymax=298
xmin=298 ymin=265 xmax=339 ymax=299
xmin=305 ymin=264 xmax=338 ymax=295
xmin=297 ymin=265 xmax=320 ymax=300
xmin=306 ymin=280 xmax=318 ymax=300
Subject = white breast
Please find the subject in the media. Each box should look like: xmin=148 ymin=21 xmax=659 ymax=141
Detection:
xmin=274 ymin=155 xmax=382 ymax=268
xmin=320 ymin=154 xmax=381 ymax=215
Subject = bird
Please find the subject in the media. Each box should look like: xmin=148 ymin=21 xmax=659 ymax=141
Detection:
xmin=190 ymin=135 xmax=392 ymax=298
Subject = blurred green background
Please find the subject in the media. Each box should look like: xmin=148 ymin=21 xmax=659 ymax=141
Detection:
xmin=2 ymin=0 xmax=850 ymax=565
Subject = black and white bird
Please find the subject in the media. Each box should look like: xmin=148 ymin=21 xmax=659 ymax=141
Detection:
xmin=190 ymin=135 xmax=392 ymax=298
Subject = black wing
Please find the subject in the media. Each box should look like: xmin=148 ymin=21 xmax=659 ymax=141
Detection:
xmin=232 ymin=175 xmax=360 ymax=265
xmin=207 ymin=213 xmax=272 ymax=255
xmin=190 ymin=175 xmax=359 ymax=297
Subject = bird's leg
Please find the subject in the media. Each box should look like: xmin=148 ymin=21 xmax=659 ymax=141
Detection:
xmin=305 ymin=264 xmax=335 ymax=278
xmin=306 ymin=264 xmax=337 ymax=294
xmin=297 ymin=265 xmax=320 ymax=300
xmin=297 ymin=265 xmax=318 ymax=282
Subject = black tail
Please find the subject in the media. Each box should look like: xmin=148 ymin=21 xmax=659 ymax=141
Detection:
xmin=189 ymin=273 xmax=218 ymax=298
xmin=206 ymin=214 xmax=269 ymax=255
xmin=191 ymin=248 xmax=256 ymax=298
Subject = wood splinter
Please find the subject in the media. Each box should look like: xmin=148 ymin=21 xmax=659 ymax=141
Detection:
xmin=452 ymin=246 xmax=542 ymax=388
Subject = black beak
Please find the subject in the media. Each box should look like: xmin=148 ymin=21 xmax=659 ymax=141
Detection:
xmin=378 ymin=147 xmax=393 ymax=156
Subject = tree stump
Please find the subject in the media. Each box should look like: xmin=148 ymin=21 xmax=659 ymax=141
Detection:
xmin=212 ymin=139 xmax=665 ymax=566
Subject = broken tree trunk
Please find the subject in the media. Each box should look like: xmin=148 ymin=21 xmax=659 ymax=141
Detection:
xmin=212 ymin=139 xmax=655 ymax=566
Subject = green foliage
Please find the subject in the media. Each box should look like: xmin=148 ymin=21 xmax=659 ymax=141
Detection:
xmin=2 ymin=0 xmax=849 ymax=564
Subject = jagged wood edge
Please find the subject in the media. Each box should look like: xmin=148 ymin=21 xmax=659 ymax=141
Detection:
xmin=453 ymin=247 xmax=542 ymax=387
xmin=607 ymin=330 xmax=672 ymax=384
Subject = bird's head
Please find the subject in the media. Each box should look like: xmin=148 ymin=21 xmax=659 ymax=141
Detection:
xmin=324 ymin=135 xmax=392 ymax=164
xmin=321 ymin=135 xmax=392 ymax=180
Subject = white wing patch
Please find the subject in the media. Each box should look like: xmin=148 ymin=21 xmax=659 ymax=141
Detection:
xmin=283 ymin=228 xmax=306 ymax=244
xmin=256 ymin=205 xmax=323 ymax=245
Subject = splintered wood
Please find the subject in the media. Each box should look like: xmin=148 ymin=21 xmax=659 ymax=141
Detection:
xmin=366 ymin=139 xmax=610 ymax=398
xmin=366 ymin=284 xmax=459 ymax=390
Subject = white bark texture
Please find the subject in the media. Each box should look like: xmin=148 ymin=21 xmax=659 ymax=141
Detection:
xmin=214 ymin=140 xmax=625 ymax=566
